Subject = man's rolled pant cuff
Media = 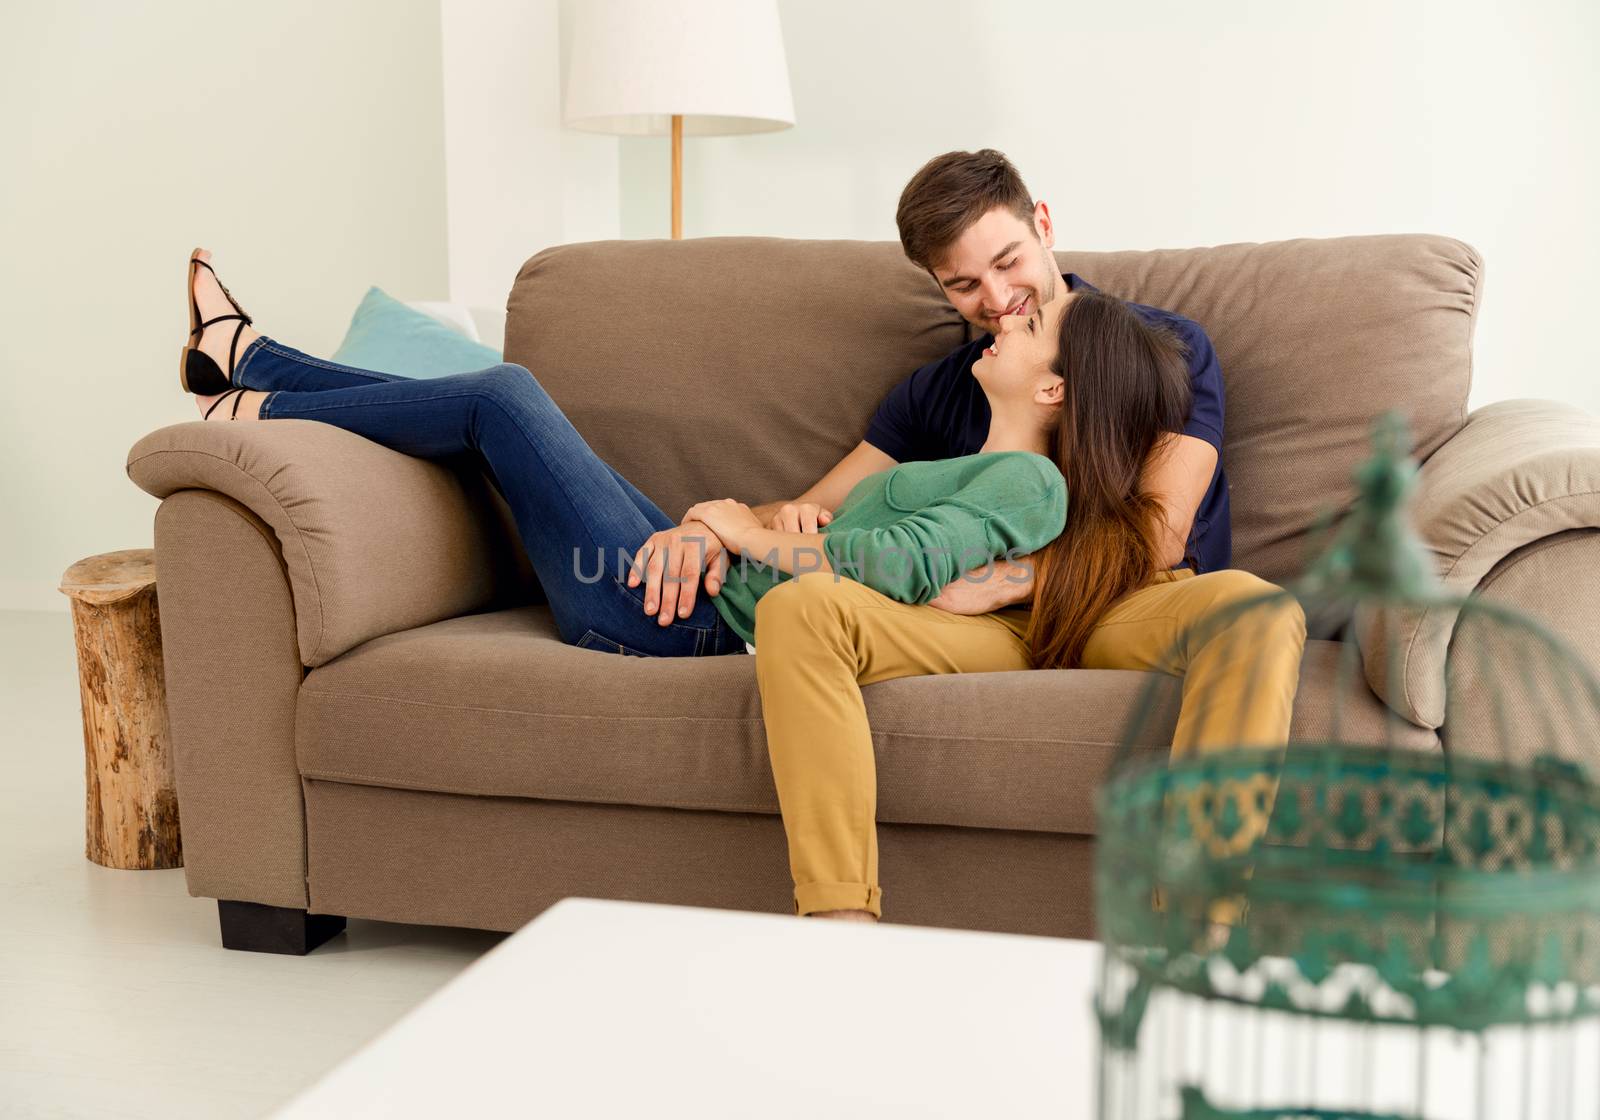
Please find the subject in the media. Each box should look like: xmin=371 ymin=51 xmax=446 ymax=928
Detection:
xmin=794 ymin=881 xmax=883 ymax=919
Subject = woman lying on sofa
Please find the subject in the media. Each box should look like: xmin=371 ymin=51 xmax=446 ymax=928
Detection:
xmin=179 ymin=249 xmax=1306 ymax=924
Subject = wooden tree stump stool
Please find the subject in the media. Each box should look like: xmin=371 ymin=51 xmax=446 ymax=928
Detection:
xmin=59 ymin=548 xmax=182 ymax=870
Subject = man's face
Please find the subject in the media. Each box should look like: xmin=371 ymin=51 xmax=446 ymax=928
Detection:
xmin=929 ymin=202 xmax=1059 ymax=337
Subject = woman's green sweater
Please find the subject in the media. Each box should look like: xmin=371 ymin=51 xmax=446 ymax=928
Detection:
xmin=711 ymin=450 xmax=1067 ymax=645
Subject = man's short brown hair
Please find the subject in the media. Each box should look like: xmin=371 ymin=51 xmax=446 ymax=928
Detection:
xmin=896 ymin=149 xmax=1036 ymax=273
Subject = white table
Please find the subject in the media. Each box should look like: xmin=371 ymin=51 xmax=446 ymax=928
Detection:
xmin=272 ymin=897 xmax=1599 ymax=1119
xmin=273 ymin=898 xmax=1100 ymax=1118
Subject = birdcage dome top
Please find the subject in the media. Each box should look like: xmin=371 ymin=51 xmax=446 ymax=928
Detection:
xmin=1096 ymin=414 xmax=1600 ymax=1043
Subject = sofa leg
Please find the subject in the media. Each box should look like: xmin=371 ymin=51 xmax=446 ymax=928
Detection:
xmin=217 ymin=899 xmax=347 ymax=955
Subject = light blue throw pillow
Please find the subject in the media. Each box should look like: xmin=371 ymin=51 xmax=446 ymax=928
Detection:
xmin=331 ymin=287 xmax=502 ymax=378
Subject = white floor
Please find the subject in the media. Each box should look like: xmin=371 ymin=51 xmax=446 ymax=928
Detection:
xmin=0 ymin=609 xmax=508 ymax=1119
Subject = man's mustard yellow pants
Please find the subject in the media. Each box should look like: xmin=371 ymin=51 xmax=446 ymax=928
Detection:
xmin=752 ymin=568 xmax=1308 ymax=919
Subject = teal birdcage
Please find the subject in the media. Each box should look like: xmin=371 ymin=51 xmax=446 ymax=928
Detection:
xmin=1093 ymin=413 xmax=1600 ymax=1120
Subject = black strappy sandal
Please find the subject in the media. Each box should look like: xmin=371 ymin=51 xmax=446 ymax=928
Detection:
xmin=202 ymin=386 xmax=250 ymax=421
xmin=180 ymin=248 xmax=254 ymax=395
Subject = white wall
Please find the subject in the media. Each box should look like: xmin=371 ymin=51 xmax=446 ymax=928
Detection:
xmin=618 ymin=0 xmax=1600 ymax=415
xmin=440 ymin=0 xmax=619 ymax=312
xmin=0 ymin=1 xmax=451 ymax=612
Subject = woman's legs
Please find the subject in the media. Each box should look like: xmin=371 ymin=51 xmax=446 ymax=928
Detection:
xmin=235 ymin=345 xmax=743 ymax=657
xmin=752 ymin=572 xmax=1035 ymax=921
xmin=233 ymin=335 xmax=410 ymax=391
xmin=182 ymin=256 xmax=670 ymax=529
xmin=228 ymin=336 xmax=670 ymax=529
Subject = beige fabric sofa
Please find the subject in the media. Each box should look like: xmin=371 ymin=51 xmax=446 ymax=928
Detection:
xmin=125 ymin=235 xmax=1600 ymax=953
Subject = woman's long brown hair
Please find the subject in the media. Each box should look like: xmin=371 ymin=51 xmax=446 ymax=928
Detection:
xmin=1027 ymin=290 xmax=1194 ymax=671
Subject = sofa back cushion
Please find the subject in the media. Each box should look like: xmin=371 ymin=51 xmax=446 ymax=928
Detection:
xmin=505 ymin=238 xmax=966 ymax=524
xmin=505 ymin=234 xmax=1480 ymax=584
xmin=1054 ymin=235 xmax=1480 ymax=581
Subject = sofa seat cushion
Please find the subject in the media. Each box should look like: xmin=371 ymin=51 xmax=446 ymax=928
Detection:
xmin=295 ymin=606 xmax=1437 ymax=836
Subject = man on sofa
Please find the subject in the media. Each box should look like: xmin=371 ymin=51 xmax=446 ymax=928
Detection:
xmin=632 ymin=147 xmax=1228 ymax=622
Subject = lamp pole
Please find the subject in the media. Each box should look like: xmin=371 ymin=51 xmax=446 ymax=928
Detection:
xmin=671 ymin=114 xmax=683 ymax=240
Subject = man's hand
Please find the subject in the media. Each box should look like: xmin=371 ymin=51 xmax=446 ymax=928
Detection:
xmin=927 ymin=556 xmax=1037 ymax=615
xmin=765 ymin=501 xmax=833 ymax=534
xmin=628 ymin=520 xmax=727 ymax=626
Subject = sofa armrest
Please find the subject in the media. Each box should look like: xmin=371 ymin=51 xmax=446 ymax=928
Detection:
xmin=154 ymin=490 xmax=312 ymax=908
xmin=1355 ymin=399 xmax=1600 ymax=727
xmin=127 ymin=419 xmax=534 ymax=667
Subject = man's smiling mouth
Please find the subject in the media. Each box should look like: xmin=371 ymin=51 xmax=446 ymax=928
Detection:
xmin=992 ymin=297 xmax=1030 ymax=324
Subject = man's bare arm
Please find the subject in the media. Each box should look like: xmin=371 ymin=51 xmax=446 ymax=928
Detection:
xmin=1138 ymin=432 xmax=1218 ymax=569
xmin=742 ymin=440 xmax=899 ymax=527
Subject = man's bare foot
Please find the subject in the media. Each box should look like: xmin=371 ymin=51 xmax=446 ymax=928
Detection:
xmin=808 ymin=909 xmax=879 ymax=923
xmin=195 ymin=388 xmax=267 ymax=421
xmin=190 ymin=249 xmax=262 ymax=384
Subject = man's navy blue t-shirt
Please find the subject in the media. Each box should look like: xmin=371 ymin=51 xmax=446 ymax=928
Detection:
xmin=863 ymin=273 xmax=1231 ymax=574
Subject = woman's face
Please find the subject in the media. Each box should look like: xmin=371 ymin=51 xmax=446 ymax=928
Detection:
xmin=972 ymin=286 xmax=1074 ymax=406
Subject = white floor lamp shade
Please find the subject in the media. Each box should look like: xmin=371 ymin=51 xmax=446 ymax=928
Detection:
xmin=564 ymin=0 xmax=795 ymax=238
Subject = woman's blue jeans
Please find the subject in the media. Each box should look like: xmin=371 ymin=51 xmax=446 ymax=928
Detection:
xmin=233 ymin=336 xmax=748 ymax=659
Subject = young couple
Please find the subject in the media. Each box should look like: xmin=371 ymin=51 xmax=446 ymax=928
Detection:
xmin=179 ymin=149 xmax=1306 ymax=926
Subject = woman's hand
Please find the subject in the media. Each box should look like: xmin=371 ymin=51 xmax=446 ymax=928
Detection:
xmin=683 ymin=499 xmax=765 ymax=554
xmin=628 ymin=519 xmax=727 ymax=626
